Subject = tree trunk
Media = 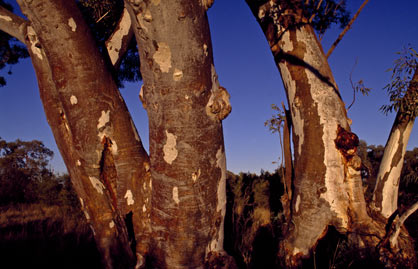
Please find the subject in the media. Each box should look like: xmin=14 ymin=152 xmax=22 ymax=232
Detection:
xmin=371 ymin=68 xmax=418 ymax=219
xmin=244 ymin=0 xmax=417 ymax=267
xmin=125 ymin=0 xmax=234 ymax=267
xmin=15 ymin=0 xmax=152 ymax=267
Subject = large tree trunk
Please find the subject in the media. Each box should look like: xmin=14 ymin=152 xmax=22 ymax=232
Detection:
xmin=125 ymin=0 xmax=234 ymax=267
xmin=15 ymin=1 xmax=152 ymax=267
xmin=245 ymin=0 xmax=415 ymax=267
xmin=371 ymin=68 xmax=417 ymax=219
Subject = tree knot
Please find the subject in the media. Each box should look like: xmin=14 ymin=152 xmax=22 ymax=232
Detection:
xmin=206 ymin=86 xmax=231 ymax=121
xmin=335 ymin=124 xmax=359 ymax=160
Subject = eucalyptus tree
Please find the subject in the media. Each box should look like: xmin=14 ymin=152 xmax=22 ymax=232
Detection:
xmin=246 ymin=0 xmax=416 ymax=267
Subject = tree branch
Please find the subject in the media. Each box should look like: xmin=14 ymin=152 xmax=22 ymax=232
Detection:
xmin=0 ymin=5 xmax=27 ymax=43
xmin=105 ymin=7 xmax=133 ymax=69
xmin=389 ymin=201 xmax=418 ymax=247
xmin=326 ymin=0 xmax=369 ymax=58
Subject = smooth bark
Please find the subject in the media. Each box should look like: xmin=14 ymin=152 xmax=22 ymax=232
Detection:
xmin=371 ymin=68 xmax=418 ymax=219
xmin=125 ymin=0 xmax=234 ymax=267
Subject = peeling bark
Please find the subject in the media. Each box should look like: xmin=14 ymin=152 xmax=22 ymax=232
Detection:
xmin=16 ymin=0 xmax=151 ymax=267
xmin=245 ymin=0 xmax=373 ymax=266
xmin=372 ymin=68 xmax=418 ymax=219
xmin=125 ymin=0 xmax=234 ymax=267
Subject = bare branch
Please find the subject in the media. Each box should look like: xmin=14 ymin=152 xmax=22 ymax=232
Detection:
xmin=348 ymin=59 xmax=358 ymax=110
xmin=0 ymin=5 xmax=27 ymax=43
xmin=326 ymin=0 xmax=369 ymax=58
xmin=389 ymin=201 xmax=418 ymax=247
xmin=105 ymin=7 xmax=133 ymax=69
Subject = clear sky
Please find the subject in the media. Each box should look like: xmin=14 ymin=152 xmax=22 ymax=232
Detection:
xmin=1 ymin=0 xmax=417 ymax=175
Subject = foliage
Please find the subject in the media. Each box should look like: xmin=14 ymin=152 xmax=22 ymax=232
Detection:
xmin=381 ymin=46 xmax=418 ymax=119
xmin=0 ymin=137 xmax=80 ymax=209
xmin=302 ymin=0 xmax=351 ymax=38
xmin=0 ymin=0 xmax=29 ymax=87
xmin=225 ymin=170 xmax=284 ymax=268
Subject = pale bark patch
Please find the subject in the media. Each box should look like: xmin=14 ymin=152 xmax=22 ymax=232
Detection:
xmin=83 ymin=210 xmax=90 ymax=220
xmin=192 ymin=168 xmax=201 ymax=182
xmin=70 ymin=95 xmax=78 ymax=105
xmin=172 ymin=186 xmax=180 ymax=205
xmin=153 ymin=42 xmax=172 ymax=73
xmin=151 ymin=0 xmax=160 ymax=5
xmin=295 ymin=27 xmax=348 ymax=227
xmin=207 ymin=147 xmax=227 ymax=253
xmin=0 ymin=15 xmax=12 ymax=21
xmin=258 ymin=7 xmax=265 ymax=19
xmin=143 ymin=9 xmax=152 ymax=22
xmin=282 ymin=31 xmax=293 ymax=52
xmin=79 ymin=197 xmax=84 ymax=208
xmin=68 ymin=17 xmax=76 ymax=32
xmin=163 ymin=130 xmax=178 ymax=164
xmin=295 ymin=194 xmax=301 ymax=213
xmin=89 ymin=176 xmax=105 ymax=194
xmin=124 ymin=189 xmax=135 ymax=205
xmin=107 ymin=9 xmax=131 ymax=65
xmin=173 ymin=68 xmax=183 ymax=81
xmin=201 ymin=0 xmax=214 ymax=11
xmin=76 ymin=160 xmax=81 ymax=166
xmin=279 ymin=62 xmax=304 ymax=155
xmin=142 ymin=204 xmax=147 ymax=212
xmin=27 ymin=26 xmax=43 ymax=60
xmin=203 ymin=44 xmax=208 ymax=56
xmin=97 ymin=110 xmax=110 ymax=129
xmin=109 ymin=221 xmax=115 ymax=228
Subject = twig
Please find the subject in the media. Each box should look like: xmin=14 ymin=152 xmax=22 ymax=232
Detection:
xmin=326 ymin=0 xmax=369 ymax=58
xmin=347 ymin=58 xmax=358 ymax=110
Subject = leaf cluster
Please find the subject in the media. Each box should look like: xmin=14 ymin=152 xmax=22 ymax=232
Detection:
xmin=381 ymin=46 xmax=418 ymax=119
xmin=0 ymin=0 xmax=29 ymax=87
xmin=302 ymin=0 xmax=351 ymax=38
xmin=264 ymin=104 xmax=285 ymax=134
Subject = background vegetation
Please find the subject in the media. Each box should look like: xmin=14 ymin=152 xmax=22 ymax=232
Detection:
xmin=0 ymin=137 xmax=416 ymax=268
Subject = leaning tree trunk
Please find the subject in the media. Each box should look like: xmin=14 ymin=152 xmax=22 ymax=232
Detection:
xmin=245 ymin=0 xmax=415 ymax=267
xmin=12 ymin=1 xmax=152 ymax=267
xmin=125 ymin=0 xmax=235 ymax=267
xmin=371 ymin=68 xmax=418 ymax=219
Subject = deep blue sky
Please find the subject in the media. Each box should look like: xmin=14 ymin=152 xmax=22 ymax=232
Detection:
xmin=1 ymin=0 xmax=417 ymax=174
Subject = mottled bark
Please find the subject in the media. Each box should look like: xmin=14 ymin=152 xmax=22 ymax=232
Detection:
xmin=371 ymin=68 xmax=417 ymax=219
xmin=125 ymin=0 xmax=233 ymax=267
xmin=16 ymin=0 xmax=151 ymax=267
xmin=245 ymin=0 xmax=371 ymax=266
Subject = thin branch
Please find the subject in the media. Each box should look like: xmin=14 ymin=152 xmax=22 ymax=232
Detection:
xmin=347 ymin=58 xmax=358 ymax=110
xmin=0 ymin=6 xmax=27 ymax=43
xmin=326 ymin=0 xmax=369 ymax=58
xmin=389 ymin=201 xmax=418 ymax=247
xmin=105 ymin=7 xmax=133 ymax=69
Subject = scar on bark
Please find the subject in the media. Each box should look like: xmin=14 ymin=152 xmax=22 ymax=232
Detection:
xmin=335 ymin=125 xmax=359 ymax=160
xmin=100 ymin=136 xmax=118 ymax=209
